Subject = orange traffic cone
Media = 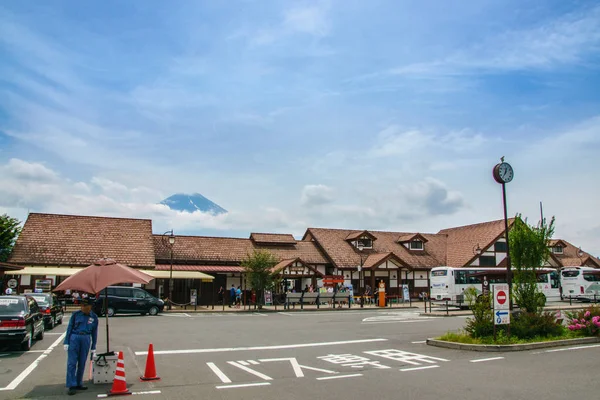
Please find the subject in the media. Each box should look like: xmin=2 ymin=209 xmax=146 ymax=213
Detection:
xmin=140 ymin=344 xmax=160 ymax=381
xmin=108 ymin=351 xmax=131 ymax=396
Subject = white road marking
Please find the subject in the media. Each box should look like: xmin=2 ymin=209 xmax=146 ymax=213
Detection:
xmin=207 ymin=362 xmax=232 ymax=383
xmin=182 ymin=313 xmax=191 ymax=317
xmin=248 ymin=360 xmax=259 ymax=365
xmin=98 ymin=390 xmax=161 ymax=397
xmin=228 ymin=361 xmax=273 ymax=381
xmin=278 ymin=312 xmax=295 ymax=316
xmin=0 ymin=333 xmax=66 ymax=391
xmin=411 ymin=341 xmax=427 ymax=344
xmin=544 ymin=344 xmax=600 ymax=353
xmin=0 ymin=350 xmax=45 ymax=355
xmin=400 ymin=365 xmax=440 ymax=372
xmin=297 ymin=364 xmax=337 ymax=374
xmin=470 ymin=357 xmax=505 ymax=363
xmin=317 ymin=374 xmax=362 ymax=380
xmin=259 ymin=357 xmax=304 ymax=378
xmin=362 ymin=319 xmax=433 ymax=325
xmin=238 ymin=360 xmax=250 ymax=366
xmin=216 ymin=382 xmax=271 ymax=389
xmin=253 ymin=313 xmax=268 ymax=317
xmin=137 ymin=338 xmax=388 ymax=356
xmin=45 ymin=332 xmax=64 ymax=335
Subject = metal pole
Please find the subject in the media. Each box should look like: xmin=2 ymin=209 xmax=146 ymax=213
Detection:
xmin=104 ymin=287 xmax=110 ymax=354
xmin=169 ymin=246 xmax=173 ymax=310
xmin=446 ymin=299 xmax=449 ymax=316
xmin=211 ymin=280 xmax=214 ymax=310
xmin=502 ymin=182 xmax=512 ymax=338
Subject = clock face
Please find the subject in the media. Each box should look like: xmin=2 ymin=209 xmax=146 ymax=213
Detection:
xmin=498 ymin=162 xmax=514 ymax=183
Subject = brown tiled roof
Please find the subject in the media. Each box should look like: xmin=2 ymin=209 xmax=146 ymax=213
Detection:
xmin=549 ymin=239 xmax=568 ymax=248
xmin=9 ymin=213 xmax=155 ymax=267
xmin=438 ymin=219 xmax=513 ymax=268
xmin=272 ymin=258 xmax=299 ymax=272
xmin=0 ymin=262 xmax=23 ymax=271
xmin=250 ymin=233 xmax=297 ymax=245
xmin=549 ymin=239 xmax=600 ymax=268
xmin=155 ymin=264 xmax=243 ymax=273
xmin=306 ymin=228 xmax=447 ymax=270
xmin=153 ymin=235 xmax=328 ymax=265
xmin=345 ymin=230 xmax=377 ymax=241
xmin=362 ymin=252 xmax=408 ymax=269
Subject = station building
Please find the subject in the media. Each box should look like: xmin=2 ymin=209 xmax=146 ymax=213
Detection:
xmin=5 ymin=213 xmax=599 ymax=305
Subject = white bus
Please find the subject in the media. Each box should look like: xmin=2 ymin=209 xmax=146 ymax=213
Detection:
xmin=430 ymin=266 xmax=561 ymax=307
xmin=560 ymin=267 xmax=600 ymax=301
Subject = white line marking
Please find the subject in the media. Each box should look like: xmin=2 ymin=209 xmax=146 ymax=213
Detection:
xmin=0 ymin=350 xmax=45 ymax=355
xmin=45 ymin=332 xmax=64 ymax=335
xmin=298 ymin=364 xmax=337 ymax=374
xmin=136 ymin=338 xmax=388 ymax=355
xmin=259 ymin=357 xmax=304 ymax=378
xmin=228 ymin=361 xmax=273 ymax=381
xmin=278 ymin=312 xmax=295 ymax=316
xmin=0 ymin=333 xmax=66 ymax=391
xmin=253 ymin=313 xmax=268 ymax=317
xmin=248 ymin=360 xmax=259 ymax=365
xmin=545 ymin=344 xmax=600 ymax=353
xmin=216 ymin=382 xmax=271 ymax=389
xmin=411 ymin=341 xmax=427 ymax=344
xmin=317 ymin=374 xmax=362 ymax=381
xmin=362 ymin=320 xmax=434 ymax=325
xmin=182 ymin=313 xmax=191 ymax=317
xmin=400 ymin=365 xmax=440 ymax=372
xmin=207 ymin=362 xmax=232 ymax=383
xmin=238 ymin=360 xmax=250 ymax=366
xmin=470 ymin=357 xmax=504 ymax=363
xmin=98 ymin=390 xmax=161 ymax=397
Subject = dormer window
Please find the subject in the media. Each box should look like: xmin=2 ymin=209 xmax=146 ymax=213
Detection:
xmin=410 ymin=240 xmax=424 ymax=250
xmin=357 ymin=238 xmax=373 ymax=249
xmin=551 ymin=246 xmax=563 ymax=254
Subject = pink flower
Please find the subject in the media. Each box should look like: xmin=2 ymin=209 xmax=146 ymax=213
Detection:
xmin=572 ymin=319 xmax=579 ymax=324
xmin=568 ymin=325 xmax=576 ymax=331
xmin=585 ymin=311 xmax=591 ymax=318
xmin=592 ymin=316 xmax=600 ymax=324
xmin=577 ymin=323 xmax=586 ymax=329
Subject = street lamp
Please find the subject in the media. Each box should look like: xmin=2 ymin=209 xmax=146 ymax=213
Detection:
xmin=357 ymin=244 xmax=365 ymax=308
xmin=162 ymin=230 xmax=176 ymax=310
xmin=473 ymin=244 xmax=482 ymax=256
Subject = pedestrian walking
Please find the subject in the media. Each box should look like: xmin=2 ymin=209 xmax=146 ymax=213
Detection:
xmin=63 ymin=298 xmax=98 ymax=396
xmin=235 ymin=286 xmax=242 ymax=308
xmin=229 ymin=284 xmax=236 ymax=308
xmin=218 ymin=286 xmax=224 ymax=304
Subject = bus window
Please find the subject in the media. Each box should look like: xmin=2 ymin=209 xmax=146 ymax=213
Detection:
xmin=583 ymin=274 xmax=599 ymax=282
xmin=489 ymin=276 xmax=507 ymax=284
xmin=537 ymin=274 xmax=549 ymax=283
xmin=455 ymin=270 xmax=467 ymax=285
xmin=432 ymin=270 xmax=447 ymax=277
xmin=562 ymin=270 xmax=580 ymax=278
xmin=550 ymin=271 xmax=560 ymax=288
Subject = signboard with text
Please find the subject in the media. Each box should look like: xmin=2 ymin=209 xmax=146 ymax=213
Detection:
xmin=493 ymin=284 xmax=510 ymax=325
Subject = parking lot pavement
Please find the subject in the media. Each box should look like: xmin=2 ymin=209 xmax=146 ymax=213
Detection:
xmin=0 ymin=310 xmax=598 ymax=399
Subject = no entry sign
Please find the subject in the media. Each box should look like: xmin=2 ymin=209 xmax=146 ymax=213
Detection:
xmin=493 ymin=284 xmax=509 ymax=311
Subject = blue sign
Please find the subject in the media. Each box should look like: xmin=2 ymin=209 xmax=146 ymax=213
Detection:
xmin=495 ymin=310 xmax=509 ymax=325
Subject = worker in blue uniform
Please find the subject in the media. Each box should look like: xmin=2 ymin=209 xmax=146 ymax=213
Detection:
xmin=63 ymin=297 xmax=98 ymax=396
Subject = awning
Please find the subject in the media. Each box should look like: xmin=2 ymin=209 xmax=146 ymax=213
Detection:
xmin=6 ymin=267 xmax=83 ymax=276
xmin=139 ymin=269 xmax=214 ymax=281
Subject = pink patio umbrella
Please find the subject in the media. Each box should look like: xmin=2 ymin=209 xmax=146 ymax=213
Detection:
xmin=54 ymin=258 xmax=154 ymax=354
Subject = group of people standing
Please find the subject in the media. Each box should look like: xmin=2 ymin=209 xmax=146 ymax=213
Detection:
xmin=217 ymin=285 xmax=243 ymax=308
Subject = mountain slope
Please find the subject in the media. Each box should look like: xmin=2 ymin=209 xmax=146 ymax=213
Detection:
xmin=160 ymin=193 xmax=227 ymax=215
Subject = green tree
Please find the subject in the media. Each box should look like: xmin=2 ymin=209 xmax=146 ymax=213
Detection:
xmin=0 ymin=214 xmax=22 ymax=262
xmin=509 ymin=214 xmax=555 ymax=314
xmin=241 ymin=250 xmax=279 ymax=309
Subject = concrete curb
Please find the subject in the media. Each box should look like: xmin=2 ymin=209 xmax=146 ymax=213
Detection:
xmin=427 ymin=336 xmax=600 ymax=352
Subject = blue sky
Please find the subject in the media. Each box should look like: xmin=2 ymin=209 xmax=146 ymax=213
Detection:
xmin=1 ymin=1 xmax=599 ymax=254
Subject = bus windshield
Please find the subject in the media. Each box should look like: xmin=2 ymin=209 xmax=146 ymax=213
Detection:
xmin=562 ymin=271 xmax=580 ymax=278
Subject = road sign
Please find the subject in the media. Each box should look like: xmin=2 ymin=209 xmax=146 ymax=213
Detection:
xmin=495 ymin=310 xmax=510 ymax=325
xmin=493 ymin=284 xmax=509 ymax=311
xmin=7 ymin=279 xmax=17 ymax=289
xmin=482 ymin=277 xmax=489 ymax=296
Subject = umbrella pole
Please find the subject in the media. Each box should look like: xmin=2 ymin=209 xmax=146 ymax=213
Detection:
xmin=104 ymin=287 xmax=110 ymax=354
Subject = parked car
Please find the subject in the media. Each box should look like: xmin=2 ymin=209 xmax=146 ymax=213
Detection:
xmin=0 ymin=295 xmax=45 ymax=351
xmin=93 ymin=286 xmax=164 ymax=317
xmin=29 ymin=293 xmax=64 ymax=329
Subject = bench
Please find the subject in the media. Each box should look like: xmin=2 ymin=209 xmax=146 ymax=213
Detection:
xmin=285 ymin=293 xmax=303 ymax=309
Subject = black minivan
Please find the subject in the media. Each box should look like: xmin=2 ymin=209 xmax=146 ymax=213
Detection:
xmin=93 ymin=286 xmax=164 ymax=317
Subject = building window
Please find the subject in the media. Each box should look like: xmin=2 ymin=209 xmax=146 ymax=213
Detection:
xmin=551 ymin=246 xmax=563 ymax=254
xmin=357 ymin=238 xmax=373 ymax=249
xmin=494 ymin=241 xmax=507 ymax=252
xmin=479 ymin=256 xmax=496 ymax=267
xmin=410 ymin=240 xmax=424 ymax=250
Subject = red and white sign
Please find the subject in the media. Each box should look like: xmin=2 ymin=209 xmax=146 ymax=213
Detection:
xmin=493 ymin=284 xmax=509 ymax=310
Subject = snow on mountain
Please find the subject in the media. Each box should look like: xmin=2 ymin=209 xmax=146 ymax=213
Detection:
xmin=160 ymin=193 xmax=227 ymax=215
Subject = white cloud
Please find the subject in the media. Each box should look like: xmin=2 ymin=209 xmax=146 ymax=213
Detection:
xmin=301 ymin=184 xmax=334 ymax=207
xmin=283 ymin=6 xmax=330 ymax=37
xmin=2 ymin=158 xmax=58 ymax=182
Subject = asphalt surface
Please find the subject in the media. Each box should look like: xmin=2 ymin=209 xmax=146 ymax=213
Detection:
xmin=0 ymin=308 xmax=598 ymax=399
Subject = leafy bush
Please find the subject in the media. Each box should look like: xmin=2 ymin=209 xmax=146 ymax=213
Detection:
xmin=566 ymin=305 xmax=600 ymax=336
xmin=464 ymin=294 xmax=493 ymax=338
xmin=511 ymin=312 xmax=564 ymax=339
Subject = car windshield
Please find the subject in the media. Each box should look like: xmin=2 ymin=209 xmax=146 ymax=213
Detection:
xmin=30 ymin=295 xmax=50 ymax=306
xmin=0 ymin=298 xmax=25 ymax=314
